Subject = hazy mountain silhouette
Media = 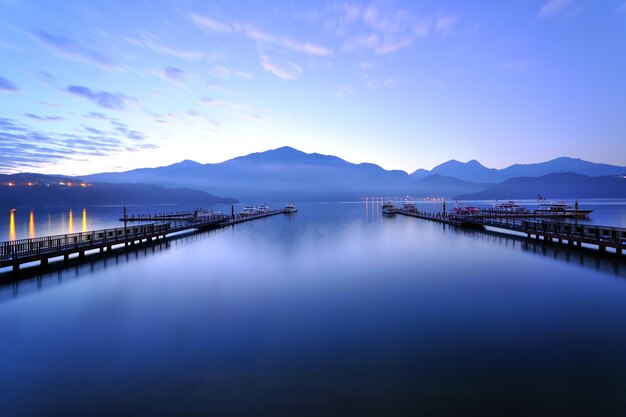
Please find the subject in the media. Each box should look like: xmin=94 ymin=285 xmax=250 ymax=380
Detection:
xmin=413 ymin=157 xmax=626 ymax=183
xmin=454 ymin=173 xmax=626 ymax=200
xmin=430 ymin=159 xmax=500 ymax=183
xmin=0 ymin=173 xmax=237 ymax=207
xmin=84 ymin=146 xmax=487 ymax=201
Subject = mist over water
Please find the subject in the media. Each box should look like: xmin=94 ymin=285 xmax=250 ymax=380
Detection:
xmin=1 ymin=202 xmax=626 ymax=416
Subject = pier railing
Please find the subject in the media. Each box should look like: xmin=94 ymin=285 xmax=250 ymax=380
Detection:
xmin=395 ymin=208 xmax=626 ymax=252
xmin=0 ymin=223 xmax=170 ymax=262
xmin=1 ymin=206 xmax=290 ymax=273
xmin=522 ymin=220 xmax=626 ymax=246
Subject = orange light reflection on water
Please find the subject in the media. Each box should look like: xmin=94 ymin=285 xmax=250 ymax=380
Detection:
xmin=9 ymin=209 xmax=16 ymax=241
xmin=68 ymin=209 xmax=73 ymax=234
xmin=29 ymin=210 xmax=35 ymax=238
xmin=82 ymin=208 xmax=87 ymax=232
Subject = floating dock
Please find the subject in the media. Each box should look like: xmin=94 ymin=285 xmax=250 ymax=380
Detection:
xmin=395 ymin=209 xmax=626 ymax=255
xmin=1 ymin=208 xmax=287 ymax=274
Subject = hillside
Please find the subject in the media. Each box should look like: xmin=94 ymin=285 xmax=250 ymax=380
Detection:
xmin=454 ymin=173 xmax=626 ymax=200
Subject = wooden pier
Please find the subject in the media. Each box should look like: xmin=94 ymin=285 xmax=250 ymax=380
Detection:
xmin=396 ymin=209 xmax=626 ymax=255
xmin=1 ymin=208 xmax=287 ymax=273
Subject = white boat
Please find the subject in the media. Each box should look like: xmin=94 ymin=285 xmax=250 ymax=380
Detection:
xmin=239 ymin=206 xmax=257 ymax=217
xmin=402 ymin=201 xmax=418 ymax=212
xmin=382 ymin=201 xmax=396 ymax=215
xmin=255 ymin=204 xmax=269 ymax=214
xmin=284 ymin=202 xmax=297 ymax=213
xmin=534 ymin=201 xmax=592 ymax=218
xmin=486 ymin=200 xmax=529 ymax=214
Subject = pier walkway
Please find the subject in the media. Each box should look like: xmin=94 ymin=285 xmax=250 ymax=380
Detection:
xmin=1 ymin=208 xmax=286 ymax=273
xmin=396 ymin=209 xmax=626 ymax=255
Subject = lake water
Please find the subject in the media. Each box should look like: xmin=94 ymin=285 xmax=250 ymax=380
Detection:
xmin=1 ymin=201 xmax=626 ymax=416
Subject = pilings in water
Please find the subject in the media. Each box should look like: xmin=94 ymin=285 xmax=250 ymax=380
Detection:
xmin=395 ymin=208 xmax=626 ymax=257
xmin=1 ymin=207 xmax=290 ymax=275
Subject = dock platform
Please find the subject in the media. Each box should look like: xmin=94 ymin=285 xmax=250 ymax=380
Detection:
xmin=395 ymin=209 xmax=626 ymax=255
xmin=1 ymin=208 xmax=287 ymax=274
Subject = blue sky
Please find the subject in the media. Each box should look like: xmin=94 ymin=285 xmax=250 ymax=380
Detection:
xmin=0 ymin=0 xmax=625 ymax=175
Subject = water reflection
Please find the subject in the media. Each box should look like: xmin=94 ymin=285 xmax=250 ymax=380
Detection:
xmin=448 ymin=226 xmax=626 ymax=278
xmin=68 ymin=209 xmax=73 ymax=233
xmin=29 ymin=210 xmax=35 ymax=239
xmin=3 ymin=203 xmax=626 ymax=416
xmin=82 ymin=208 xmax=87 ymax=232
xmin=0 ymin=229 xmax=226 ymax=301
xmin=9 ymin=209 xmax=16 ymax=241
xmin=364 ymin=199 xmax=381 ymax=222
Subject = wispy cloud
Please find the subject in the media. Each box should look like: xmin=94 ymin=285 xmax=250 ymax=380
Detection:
xmin=537 ymin=0 xmax=576 ymax=18
xmin=126 ymin=32 xmax=204 ymax=61
xmin=259 ymin=53 xmax=302 ymax=80
xmin=159 ymin=67 xmax=186 ymax=85
xmin=67 ymin=85 xmax=136 ymax=110
xmin=209 ymin=66 xmax=232 ymax=79
xmin=189 ymin=13 xmax=236 ymax=33
xmin=244 ymin=25 xmax=334 ymax=56
xmin=32 ymin=30 xmax=118 ymax=70
xmin=198 ymin=96 xmax=250 ymax=111
xmin=0 ymin=76 xmax=18 ymax=92
xmin=164 ymin=67 xmax=185 ymax=80
xmin=207 ymin=65 xmax=252 ymax=80
xmin=24 ymin=113 xmax=64 ymax=121
xmin=339 ymin=5 xmax=460 ymax=55
xmin=435 ymin=15 xmax=460 ymax=37
xmin=189 ymin=12 xmax=333 ymax=57
xmin=336 ymin=86 xmax=354 ymax=98
xmin=0 ymin=117 xmax=155 ymax=171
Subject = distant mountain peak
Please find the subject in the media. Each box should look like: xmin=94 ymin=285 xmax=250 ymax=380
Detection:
xmin=176 ymin=159 xmax=201 ymax=166
xmin=234 ymin=146 xmax=307 ymax=161
xmin=466 ymin=159 xmax=485 ymax=167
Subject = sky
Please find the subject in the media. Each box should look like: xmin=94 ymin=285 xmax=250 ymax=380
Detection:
xmin=0 ymin=0 xmax=625 ymax=175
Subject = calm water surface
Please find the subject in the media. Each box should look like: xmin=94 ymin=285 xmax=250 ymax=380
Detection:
xmin=1 ymin=202 xmax=626 ymax=416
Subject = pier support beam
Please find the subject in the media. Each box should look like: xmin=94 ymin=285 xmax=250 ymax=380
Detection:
xmin=13 ymin=263 xmax=19 ymax=272
xmin=79 ymin=251 xmax=85 ymax=259
xmin=64 ymin=254 xmax=69 ymax=264
xmin=618 ymin=248 xmax=623 ymax=256
xmin=41 ymin=258 xmax=48 ymax=267
xmin=599 ymin=245 xmax=606 ymax=253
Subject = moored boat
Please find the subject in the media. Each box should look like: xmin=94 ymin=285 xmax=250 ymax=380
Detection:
xmin=255 ymin=204 xmax=269 ymax=214
xmin=452 ymin=202 xmax=480 ymax=215
xmin=284 ymin=202 xmax=297 ymax=213
xmin=239 ymin=206 xmax=257 ymax=217
xmin=382 ymin=201 xmax=396 ymax=215
xmin=402 ymin=201 xmax=418 ymax=213
xmin=482 ymin=200 xmax=529 ymax=215
xmin=534 ymin=201 xmax=592 ymax=218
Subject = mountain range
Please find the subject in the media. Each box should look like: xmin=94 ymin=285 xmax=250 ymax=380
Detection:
xmin=81 ymin=147 xmax=626 ymax=201
xmin=411 ymin=157 xmax=626 ymax=183
xmin=84 ymin=146 xmax=489 ymax=201
xmin=3 ymin=147 xmax=625 ymax=204
xmin=455 ymin=173 xmax=626 ymax=200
